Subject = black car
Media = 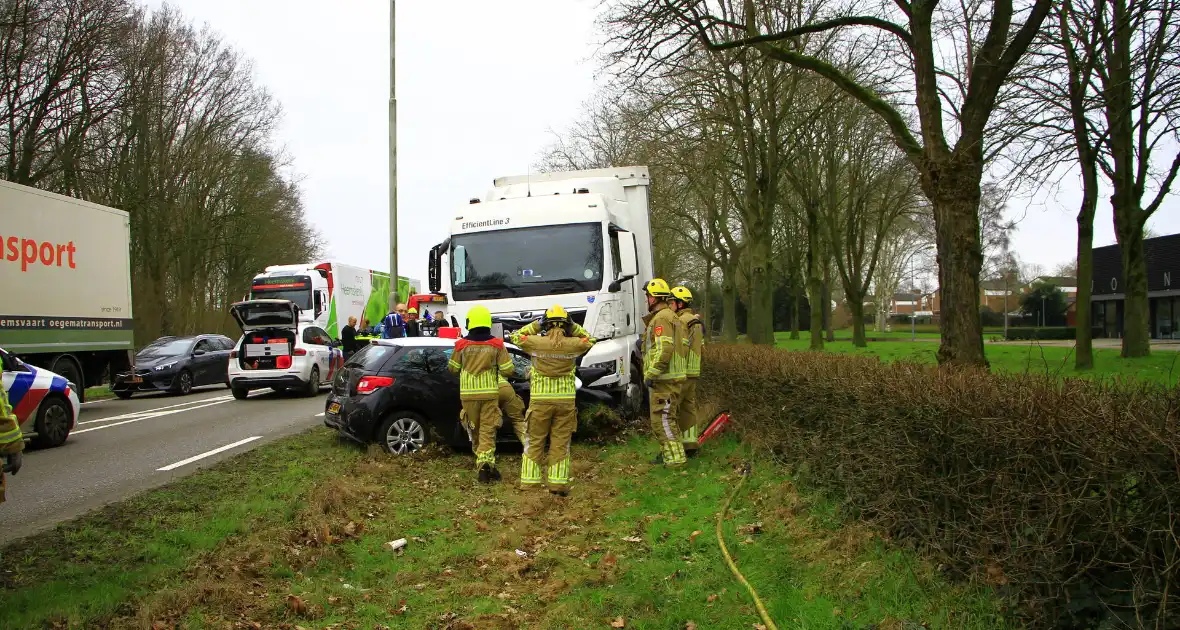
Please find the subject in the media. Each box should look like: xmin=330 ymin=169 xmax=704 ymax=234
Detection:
xmin=324 ymin=337 xmax=612 ymax=454
xmin=112 ymin=334 xmax=235 ymax=398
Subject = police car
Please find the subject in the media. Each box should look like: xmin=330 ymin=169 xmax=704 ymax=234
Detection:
xmin=1 ymin=347 xmax=80 ymax=447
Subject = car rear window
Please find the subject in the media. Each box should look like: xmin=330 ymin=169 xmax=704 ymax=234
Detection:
xmin=347 ymin=345 xmax=397 ymax=372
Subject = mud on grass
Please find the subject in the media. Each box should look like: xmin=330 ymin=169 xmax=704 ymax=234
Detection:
xmin=2 ymin=430 xmax=1007 ymax=629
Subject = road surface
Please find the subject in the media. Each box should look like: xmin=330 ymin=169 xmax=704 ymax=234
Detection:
xmin=1 ymin=386 xmax=327 ymax=544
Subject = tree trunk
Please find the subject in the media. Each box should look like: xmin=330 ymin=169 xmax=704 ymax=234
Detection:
xmin=791 ymin=282 xmax=802 ymax=339
xmin=1074 ymin=169 xmax=1098 ymax=369
xmin=849 ymin=290 xmax=867 ymax=347
xmin=746 ymin=232 xmax=775 ymax=345
xmin=806 ymin=203 xmax=824 ymax=350
xmin=823 ymin=265 xmax=835 ymax=343
xmin=925 ymin=161 xmax=987 ymax=367
xmin=1114 ymin=211 xmax=1151 ymax=357
xmin=702 ymin=259 xmax=713 ymax=339
xmin=721 ymin=266 xmax=738 ymax=343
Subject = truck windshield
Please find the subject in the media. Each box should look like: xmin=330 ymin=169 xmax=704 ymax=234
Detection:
xmin=450 ymin=223 xmax=604 ymax=300
xmin=250 ymin=276 xmax=313 ymax=310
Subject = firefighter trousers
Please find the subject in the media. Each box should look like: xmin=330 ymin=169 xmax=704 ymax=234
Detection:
xmin=498 ymin=382 xmax=527 ymax=443
xmin=520 ymin=400 xmax=577 ymax=489
xmin=648 ymin=381 xmax=686 ymax=466
xmin=461 ymin=398 xmax=501 ymax=469
xmin=677 ymin=377 xmax=700 ymax=453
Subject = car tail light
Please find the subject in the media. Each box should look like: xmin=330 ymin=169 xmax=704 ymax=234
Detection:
xmin=276 ymin=356 xmax=293 ymax=369
xmin=356 ymin=375 xmax=394 ymax=394
xmin=294 ymin=348 xmax=308 ymax=356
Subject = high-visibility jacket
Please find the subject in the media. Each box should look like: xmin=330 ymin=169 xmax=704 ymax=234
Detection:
xmin=516 ymin=319 xmax=594 ymax=343
xmin=642 ymin=303 xmax=686 ymax=383
xmin=0 ymin=387 xmax=23 ymax=455
xmin=678 ymin=309 xmax=703 ymax=378
xmin=510 ymin=331 xmax=593 ymax=402
xmin=448 ymin=335 xmax=514 ymax=401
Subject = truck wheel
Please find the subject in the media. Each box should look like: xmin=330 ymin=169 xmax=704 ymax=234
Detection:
xmin=33 ymin=395 xmax=72 ymax=448
xmin=303 ymin=367 xmax=320 ymax=397
xmin=231 ymin=386 xmax=249 ymax=400
xmin=51 ymin=355 xmax=84 ymax=397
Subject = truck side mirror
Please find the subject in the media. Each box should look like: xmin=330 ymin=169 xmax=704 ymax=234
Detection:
xmin=610 ymin=231 xmax=639 ymax=292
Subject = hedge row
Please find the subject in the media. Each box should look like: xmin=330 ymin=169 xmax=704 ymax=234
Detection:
xmin=1003 ymin=326 xmax=1105 ymax=341
xmin=700 ymin=345 xmax=1180 ymax=629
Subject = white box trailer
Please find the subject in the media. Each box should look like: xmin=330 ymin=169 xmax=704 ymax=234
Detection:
xmin=0 ymin=180 xmax=134 ymax=397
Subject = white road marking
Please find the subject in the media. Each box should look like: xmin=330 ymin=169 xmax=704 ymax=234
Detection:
xmin=79 ymin=396 xmax=233 ymax=424
xmin=73 ymin=400 xmax=232 ymax=434
xmin=157 ymin=436 xmax=263 ymax=471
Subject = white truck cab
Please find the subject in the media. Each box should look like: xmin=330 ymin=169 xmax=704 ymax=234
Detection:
xmin=428 ymin=166 xmax=653 ymax=416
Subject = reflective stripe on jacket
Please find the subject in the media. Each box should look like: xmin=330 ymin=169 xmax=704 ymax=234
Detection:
xmin=448 ymin=337 xmax=514 ymax=400
xmin=679 ymin=309 xmax=703 ymax=378
xmin=642 ymin=304 xmax=686 ymax=382
xmin=0 ymin=387 xmax=23 ymax=454
xmin=510 ymin=331 xmax=593 ymax=401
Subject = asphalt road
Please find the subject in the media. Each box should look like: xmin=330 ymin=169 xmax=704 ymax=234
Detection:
xmin=1 ymin=385 xmax=327 ymax=544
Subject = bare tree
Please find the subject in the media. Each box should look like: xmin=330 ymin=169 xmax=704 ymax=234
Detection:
xmin=603 ymin=0 xmax=1053 ymax=366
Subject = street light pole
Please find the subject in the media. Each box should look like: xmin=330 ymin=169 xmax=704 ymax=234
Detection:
xmin=388 ymin=0 xmax=399 ymax=309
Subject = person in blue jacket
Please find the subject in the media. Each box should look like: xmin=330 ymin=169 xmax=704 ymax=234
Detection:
xmin=381 ymin=304 xmax=407 ymax=339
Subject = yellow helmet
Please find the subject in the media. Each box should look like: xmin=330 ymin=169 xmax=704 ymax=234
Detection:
xmin=466 ymin=305 xmax=492 ymax=329
xmin=671 ymin=286 xmax=693 ymax=304
xmin=645 ymin=278 xmax=672 ymax=298
xmin=407 ymin=307 xmax=418 ymax=314
xmin=545 ymin=304 xmax=568 ymax=321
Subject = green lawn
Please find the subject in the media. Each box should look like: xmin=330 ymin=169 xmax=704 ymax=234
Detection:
xmin=775 ymin=336 xmax=1180 ymax=387
xmin=1 ymin=428 xmax=1007 ymax=629
xmin=82 ymin=385 xmax=115 ymax=401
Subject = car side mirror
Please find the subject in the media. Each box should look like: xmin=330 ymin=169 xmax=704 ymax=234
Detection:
xmin=193 ymin=349 xmax=207 ymax=356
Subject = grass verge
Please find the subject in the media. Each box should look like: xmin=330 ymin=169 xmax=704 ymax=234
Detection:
xmin=83 ymin=385 xmax=115 ymax=401
xmin=775 ymin=335 xmax=1180 ymax=387
xmin=1 ymin=428 xmax=1007 ymax=629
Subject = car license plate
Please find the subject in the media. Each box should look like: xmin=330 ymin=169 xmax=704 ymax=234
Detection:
xmin=327 ymin=402 xmax=341 ymax=415
xmin=129 ymin=376 xmax=142 ymax=383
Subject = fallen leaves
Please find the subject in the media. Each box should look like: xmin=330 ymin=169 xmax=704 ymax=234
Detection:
xmin=610 ymin=617 xmax=626 ymax=628
xmin=753 ymin=624 xmax=768 ymax=630
xmin=707 ymin=593 xmax=719 ymax=603
xmin=690 ymin=529 xmax=703 ymax=542
xmin=622 ymin=536 xmax=643 ymax=543
xmin=738 ymin=522 xmax=763 ymax=535
xmin=285 ymin=594 xmax=308 ymax=616
xmin=686 ymin=623 xmax=698 ymax=630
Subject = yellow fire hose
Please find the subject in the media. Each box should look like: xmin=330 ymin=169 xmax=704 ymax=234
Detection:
xmin=716 ymin=462 xmax=780 ymax=630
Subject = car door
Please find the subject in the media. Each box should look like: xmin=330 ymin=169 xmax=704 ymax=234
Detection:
xmin=190 ymin=339 xmax=218 ymax=385
xmin=212 ymin=337 xmax=234 ymax=383
xmin=422 ymin=348 xmax=463 ymax=428
xmin=302 ymin=327 xmax=331 ymax=383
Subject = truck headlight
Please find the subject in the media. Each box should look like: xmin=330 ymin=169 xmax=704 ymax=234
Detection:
xmin=584 ymin=360 xmax=617 ymax=375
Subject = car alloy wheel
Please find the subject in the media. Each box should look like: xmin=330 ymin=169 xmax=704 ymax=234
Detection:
xmin=34 ymin=398 xmax=72 ymax=447
xmin=385 ymin=416 xmax=426 ymax=455
xmin=177 ymin=371 xmax=193 ymax=395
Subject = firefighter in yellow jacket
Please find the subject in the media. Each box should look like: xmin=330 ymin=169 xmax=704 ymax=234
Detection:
xmin=448 ymin=305 xmax=516 ymax=483
xmin=509 ymin=305 xmax=594 ymax=496
xmin=671 ymin=286 xmax=704 ymax=456
xmin=642 ymin=278 xmax=688 ymax=466
xmin=0 ymin=386 xmax=25 ymax=503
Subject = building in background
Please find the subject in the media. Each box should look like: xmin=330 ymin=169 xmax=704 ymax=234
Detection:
xmin=1090 ymin=233 xmax=1180 ymax=339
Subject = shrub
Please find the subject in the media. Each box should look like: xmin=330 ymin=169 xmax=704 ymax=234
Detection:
xmin=700 ymin=345 xmax=1180 ymax=629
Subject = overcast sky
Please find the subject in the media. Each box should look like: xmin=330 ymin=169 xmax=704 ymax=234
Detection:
xmin=149 ymin=0 xmax=1177 ymax=285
